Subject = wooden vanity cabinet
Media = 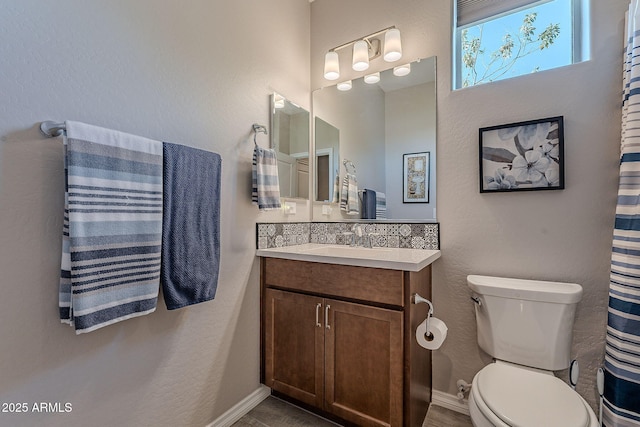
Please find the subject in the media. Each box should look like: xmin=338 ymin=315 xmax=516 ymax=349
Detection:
xmin=260 ymin=257 xmax=433 ymax=427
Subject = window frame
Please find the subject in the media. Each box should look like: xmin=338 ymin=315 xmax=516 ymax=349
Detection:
xmin=452 ymin=0 xmax=589 ymax=90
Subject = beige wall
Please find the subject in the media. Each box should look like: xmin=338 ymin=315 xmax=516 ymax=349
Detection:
xmin=0 ymin=1 xmax=309 ymax=426
xmin=312 ymin=0 xmax=625 ymax=411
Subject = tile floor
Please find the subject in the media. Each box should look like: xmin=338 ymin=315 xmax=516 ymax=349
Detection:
xmin=232 ymin=396 xmax=473 ymax=427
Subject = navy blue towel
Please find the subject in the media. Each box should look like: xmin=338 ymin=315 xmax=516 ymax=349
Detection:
xmin=161 ymin=142 xmax=221 ymax=310
xmin=362 ymin=189 xmax=377 ymax=219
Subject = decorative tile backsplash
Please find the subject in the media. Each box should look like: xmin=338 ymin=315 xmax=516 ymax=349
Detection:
xmin=257 ymin=223 xmax=311 ymax=249
xmin=257 ymin=222 xmax=439 ymax=250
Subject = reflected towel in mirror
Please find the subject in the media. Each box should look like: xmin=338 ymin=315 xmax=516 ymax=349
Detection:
xmin=332 ymin=173 xmax=340 ymax=204
xmin=340 ymin=173 xmax=359 ymax=215
xmin=376 ymin=192 xmax=387 ymax=219
xmin=362 ymin=189 xmax=377 ymax=219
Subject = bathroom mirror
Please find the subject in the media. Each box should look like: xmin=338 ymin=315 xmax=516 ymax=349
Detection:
xmin=271 ymin=93 xmax=311 ymax=200
xmin=312 ymin=56 xmax=436 ymax=220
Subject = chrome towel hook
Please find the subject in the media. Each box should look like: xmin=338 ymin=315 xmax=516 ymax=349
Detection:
xmin=40 ymin=121 xmax=66 ymax=137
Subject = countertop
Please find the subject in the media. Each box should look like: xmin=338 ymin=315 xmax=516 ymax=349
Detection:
xmin=256 ymin=243 xmax=441 ymax=272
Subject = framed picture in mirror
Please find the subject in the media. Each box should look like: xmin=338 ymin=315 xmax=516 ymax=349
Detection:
xmin=479 ymin=116 xmax=564 ymax=193
xmin=403 ymin=152 xmax=430 ymax=203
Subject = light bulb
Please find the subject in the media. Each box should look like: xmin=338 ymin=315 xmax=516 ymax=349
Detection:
xmin=384 ymin=28 xmax=402 ymax=62
xmin=393 ymin=63 xmax=411 ymax=77
xmin=337 ymin=80 xmax=352 ymax=91
xmin=352 ymin=40 xmax=370 ymax=71
xmin=364 ymin=72 xmax=380 ymax=84
xmin=324 ymin=51 xmax=340 ymax=80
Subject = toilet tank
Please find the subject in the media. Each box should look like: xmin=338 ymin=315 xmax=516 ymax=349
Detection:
xmin=467 ymin=275 xmax=583 ymax=371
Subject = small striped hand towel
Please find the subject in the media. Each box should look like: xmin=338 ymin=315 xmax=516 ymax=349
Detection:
xmin=252 ymin=145 xmax=281 ymax=210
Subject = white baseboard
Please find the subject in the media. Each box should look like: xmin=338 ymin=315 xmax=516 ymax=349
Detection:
xmin=207 ymin=385 xmax=271 ymax=427
xmin=431 ymin=390 xmax=470 ymax=416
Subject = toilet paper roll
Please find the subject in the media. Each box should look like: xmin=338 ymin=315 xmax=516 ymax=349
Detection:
xmin=416 ymin=317 xmax=448 ymax=350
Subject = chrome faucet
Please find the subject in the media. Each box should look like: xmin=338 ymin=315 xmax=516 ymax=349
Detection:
xmin=350 ymin=224 xmax=373 ymax=248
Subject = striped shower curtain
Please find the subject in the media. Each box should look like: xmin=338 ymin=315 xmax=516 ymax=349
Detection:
xmin=605 ymin=1 xmax=640 ymax=425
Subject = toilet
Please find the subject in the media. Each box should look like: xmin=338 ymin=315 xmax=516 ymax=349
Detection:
xmin=466 ymin=275 xmax=599 ymax=427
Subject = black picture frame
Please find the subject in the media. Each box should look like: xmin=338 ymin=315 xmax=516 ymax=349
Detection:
xmin=479 ymin=116 xmax=564 ymax=193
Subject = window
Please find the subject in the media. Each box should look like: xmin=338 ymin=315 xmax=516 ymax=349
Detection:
xmin=454 ymin=0 xmax=589 ymax=89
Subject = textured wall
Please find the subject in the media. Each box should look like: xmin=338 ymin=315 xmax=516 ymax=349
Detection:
xmin=0 ymin=1 xmax=309 ymax=426
xmin=312 ymin=0 xmax=626 ymax=411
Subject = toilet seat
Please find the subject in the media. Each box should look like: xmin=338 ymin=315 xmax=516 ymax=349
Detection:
xmin=472 ymin=363 xmax=591 ymax=427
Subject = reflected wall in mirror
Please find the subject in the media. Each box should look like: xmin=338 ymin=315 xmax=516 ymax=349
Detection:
xmin=271 ymin=93 xmax=310 ymax=200
xmin=312 ymin=56 xmax=437 ymax=221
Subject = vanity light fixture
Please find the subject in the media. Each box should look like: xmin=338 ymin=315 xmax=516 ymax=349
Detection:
xmin=364 ymin=72 xmax=381 ymax=84
xmin=393 ymin=63 xmax=411 ymax=77
xmin=323 ymin=26 xmax=402 ymax=81
xmin=337 ymin=80 xmax=352 ymax=91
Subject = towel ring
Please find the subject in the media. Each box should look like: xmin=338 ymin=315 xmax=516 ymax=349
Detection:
xmin=252 ymin=124 xmax=268 ymax=146
xmin=343 ymin=159 xmax=356 ymax=175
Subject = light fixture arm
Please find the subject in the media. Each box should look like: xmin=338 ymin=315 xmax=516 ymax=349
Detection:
xmin=328 ymin=25 xmax=396 ymax=54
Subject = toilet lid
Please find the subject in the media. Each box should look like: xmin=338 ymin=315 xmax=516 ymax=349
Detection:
xmin=476 ymin=363 xmax=590 ymax=427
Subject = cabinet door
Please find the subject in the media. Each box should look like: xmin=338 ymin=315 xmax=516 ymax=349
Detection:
xmin=264 ymin=289 xmax=324 ymax=408
xmin=324 ymin=299 xmax=404 ymax=427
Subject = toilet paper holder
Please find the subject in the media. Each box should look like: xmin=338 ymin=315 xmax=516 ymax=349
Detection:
xmin=413 ymin=293 xmax=434 ymax=338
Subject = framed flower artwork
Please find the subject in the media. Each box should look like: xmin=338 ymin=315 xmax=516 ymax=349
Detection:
xmin=403 ymin=152 xmax=430 ymax=203
xmin=479 ymin=116 xmax=564 ymax=193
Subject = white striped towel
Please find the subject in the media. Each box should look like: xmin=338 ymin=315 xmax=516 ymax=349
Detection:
xmin=331 ymin=173 xmax=340 ymax=204
xmin=252 ymin=145 xmax=281 ymax=210
xmin=340 ymin=173 xmax=359 ymax=215
xmin=376 ymin=192 xmax=387 ymax=219
xmin=59 ymin=121 xmax=163 ymax=334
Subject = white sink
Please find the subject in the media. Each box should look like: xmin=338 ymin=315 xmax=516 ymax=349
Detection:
xmin=257 ymin=243 xmax=441 ymax=271
xmin=299 ymin=245 xmax=394 ymax=257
